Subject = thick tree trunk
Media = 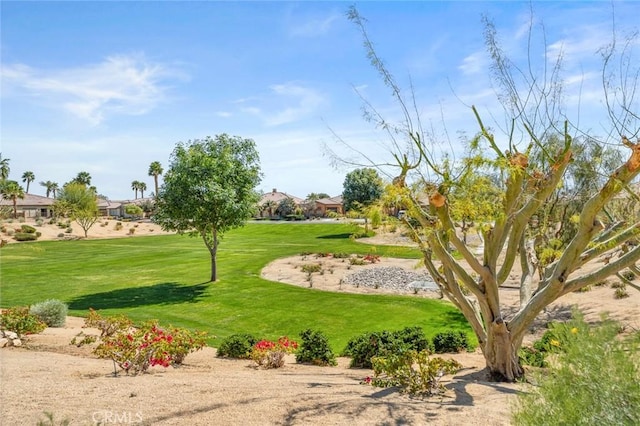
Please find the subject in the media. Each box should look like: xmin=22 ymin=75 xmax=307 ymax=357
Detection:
xmin=483 ymin=319 xmax=523 ymax=381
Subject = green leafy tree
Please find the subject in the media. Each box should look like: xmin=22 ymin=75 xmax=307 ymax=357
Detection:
xmin=342 ymin=168 xmax=384 ymax=212
xmin=261 ymin=200 xmax=277 ymax=218
xmin=276 ymin=197 xmax=297 ymax=218
xmin=1 ymin=180 xmax=25 ymax=218
xmin=306 ymin=192 xmax=330 ymax=201
xmin=148 ymin=161 xmax=163 ymax=199
xmin=54 ymin=183 xmax=99 ymax=237
xmin=124 ymin=204 xmax=143 ymax=218
xmin=343 ymin=7 xmax=640 ymax=381
xmin=21 ymin=171 xmax=35 ymax=193
xmin=155 ymin=134 xmax=262 ymax=282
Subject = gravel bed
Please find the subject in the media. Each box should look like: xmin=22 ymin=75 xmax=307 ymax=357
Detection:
xmin=343 ymin=266 xmax=439 ymax=292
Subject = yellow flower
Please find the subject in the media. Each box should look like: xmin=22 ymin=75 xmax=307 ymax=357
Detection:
xmin=571 ymin=327 xmax=578 ymax=334
xmin=550 ymin=339 xmax=560 ymax=347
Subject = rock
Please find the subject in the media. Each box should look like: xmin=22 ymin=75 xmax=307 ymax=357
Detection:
xmin=4 ymin=331 xmax=18 ymax=340
xmin=344 ymin=266 xmax=436 ymax=292
xmin=0 ymin=338 xmax=8 ymax=348
xmin=12 ymin=338 xmax=22 ymax=347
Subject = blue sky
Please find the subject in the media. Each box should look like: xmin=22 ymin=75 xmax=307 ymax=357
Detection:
xmin=2 ymin=1 xmax=638 ymax=200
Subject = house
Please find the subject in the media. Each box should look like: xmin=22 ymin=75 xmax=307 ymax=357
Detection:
xmin=257 ymin=189 xmax=304 ymax=218
xmin=100 ymin=197 xmax=154 ymax=218
xmin=0 ymin=193 xmax=55 ymax=218
xmin=313 ymin=196 xmax=344 ymax=216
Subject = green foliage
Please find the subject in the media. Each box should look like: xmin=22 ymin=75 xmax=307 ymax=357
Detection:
xmin=350 ymin=229 xmax=375 ymax=239
xmin=615 ymin=286 xmax=630 ymax=299
xmin=342 ymin=326 xmax=432 ymax=368
xmin=14 ymin=232 xmax=38 ymax=241
xmin=37 ymin=412 xmax=70 ymax=426
xmin=155 ymin=134 xmax=262 ymax=281
xmin=301 ymin=263 xmax=322 ymax=274
xmin=342 ymin=168 xmax=384 ymax=212
xmin=518 ymin=346 xmax=547 ymax=368
xmin=370 ymin=350 xmax=462 ymax=396
xmin=276 ymin=197 xmax=297 ymax=217
xmin=29 ymin=299 xmax=68 ymax=327
xmin=20 ymin=224 xmax=36 ymax=233
xmin=432 ymin=330 xmax=471 ymax=353
xmin=54 ymin=183 xmax=99 ymax=237
xmin=512 ymin=315 xmax=640 ymax=425
xmin=0 ymin=306 xmax=47 ymax=336
xmin=124 ymin=204 xmax=143 ymax=217
xmin=296 ymin=329 xmax=337 ymax=366
xmin=216 ymin=333 xmax=259 ymax=359
xmin=250 ymin=336 xmax=298 ymax=369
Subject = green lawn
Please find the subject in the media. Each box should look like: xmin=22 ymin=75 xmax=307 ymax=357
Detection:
xmin=0 ymin=222 xmax=471 ymax=350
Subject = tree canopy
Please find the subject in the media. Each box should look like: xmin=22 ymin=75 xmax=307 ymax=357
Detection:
xmin=342 ymin=168 xmax=384 ymax=212
xmin=155 ymin=134 xmax=262 ymax=282
xmin=54 ymin=182 xmax=99 ymax=237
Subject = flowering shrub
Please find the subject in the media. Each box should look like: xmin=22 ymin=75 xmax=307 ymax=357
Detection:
xmin=86 ymin=311 xmax=208 ymax=376
xmin=0 ymin=306 xmax=47 ymax=337
xmin=251 ymin=336 xmax=298 ymax=369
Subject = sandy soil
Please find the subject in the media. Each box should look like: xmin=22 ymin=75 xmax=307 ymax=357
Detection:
xmin=1 ymin=227 xmax=638 ymax=425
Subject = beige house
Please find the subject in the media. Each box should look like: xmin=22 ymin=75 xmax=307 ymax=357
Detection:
xmin=312 ymin=196 xmax=344 ymax=216
xmin=258 ymin=189 xmax=304 ymax=218
xmin=0 ymin=193 xmax=55 ymax=218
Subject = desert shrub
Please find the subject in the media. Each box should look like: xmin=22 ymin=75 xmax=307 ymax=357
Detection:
xmin=349 ymin=257 xmax=367 ymax=266
xmin=114 ymin=222 xmax=123 ymax=231
xmin=217 ymin=333 xmax=258 ymax=359
xmin=518 ymin=346 xmax=548 ymax=368
xmin=18 ymin=217 xmax=25 ymax=223
xmin=511 ymin=315 xmax=640 ymax=425
xmin=343 ymin=326 xmax=431 ymax=368
xmin=83 ymin=308 xmax=132 ymax=337
xmin=332 ymin=252 xmax=350 ymax=259
xmin=14 ymin=232 xmax=38 ymax=241
xmin=369 ymin=350 xmax=462 ymax=396
xmin=432 ymin=330 xmax=471 ymax=353
xmin=621 ymin=269 xmax=636 ymax=281
xmin=301 ymin=263 xmax=322 ymax=274
xmin=350 ymin=229 xmax=375 ymax=239
xmin=57 ymin=233 xmax=65 ymax=238
xmin=0 ymin=306 xmax=47 ymax=336
xmin=296 ymin=329 xmax=337 ymax=366
xmin=20 ymin=224 xmax=36 ymax=233
xmin=128 ymin=227 xmax=136 ymax=235
xmin=29 ymin=299 xmax=68 ymax=327
xmin=573 ymin=285 xmax=592 ymax=293
xmin=35 ymin=219 xmax=44 ymax=227
xmin=37 ymin=411 xmax=70 ymax=426
xmin=6 ymin=228 xmax=14 ymax=236
xmin=615 ymin=287 xmax=630 ymax=299
xmin=611 ymin=280 xmax=626 ymax=289
xmin=65 ymin=227 xmax=72 ymax=234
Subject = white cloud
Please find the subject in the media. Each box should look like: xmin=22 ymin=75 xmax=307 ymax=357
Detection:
xmin=458 ymin=51 xmax=487 ymax=75
xmin=1 ymin=54 xmax=185 ymax=125
xmin=240 ymin=82 xmax=326 ymax=127
xmin=289 ymin=13 xmax=340 ymax=37
xmin=215 ymin=111 xmax=232 ymax=118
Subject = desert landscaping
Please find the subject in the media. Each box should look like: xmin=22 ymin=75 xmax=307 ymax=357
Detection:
xmin=1 ymin=223 xmax=639 ymax=425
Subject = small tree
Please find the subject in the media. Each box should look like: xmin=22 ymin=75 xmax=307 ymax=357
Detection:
xmin=343 ymin=168 xmax=384 ymax=231
xmin=54 ymin=183 xmax=99 ymax=237
xmin=124 ymin=204 xmax=143 ymax=218
xmin=1 ymin=180 xmax=25 ymax=218
xmin=276 ymin=197 xmax=297 ymax=218
xmin=155 ymin=134 xmax=262 ymax=282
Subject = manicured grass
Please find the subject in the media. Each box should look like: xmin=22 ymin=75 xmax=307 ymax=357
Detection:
xmin=1 ymin=222 xmax=472 ymax=350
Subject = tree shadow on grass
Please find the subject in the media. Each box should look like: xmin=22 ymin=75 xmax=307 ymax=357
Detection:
xmin=68 ymin=282 xmax=209 ymax=310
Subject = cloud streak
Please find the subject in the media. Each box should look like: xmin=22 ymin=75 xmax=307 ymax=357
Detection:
xmin=1 ymin=54 xmax=185 ymax=125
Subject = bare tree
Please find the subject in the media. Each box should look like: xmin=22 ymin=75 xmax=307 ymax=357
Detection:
xmin=344 ymin=7 xmax=640 ymax=381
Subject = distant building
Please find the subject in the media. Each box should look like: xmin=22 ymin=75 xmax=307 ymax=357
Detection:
xmin=0 ymin=193 xmax=55 ymax=218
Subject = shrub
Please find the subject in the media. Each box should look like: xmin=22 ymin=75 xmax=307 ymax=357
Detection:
xmin=615 ymin=287 xmax=630 ymax=299
xmin=350 ymin=229 xmax=375 ymax=239
xmin=14 ymin=232 xmax=38 ymax=241
xmin=369 ymin=350 xmax=462 ymax=396
xmin=57 ymin=233 xmax=65 ymax=238
xmin=83 ymin=308 xmax=132 ymax=337
xmin=301 ymin=263 xmax=322 ymax=274
xmin=332 ymin=252 xmax=350 ymax=259
xmin=432 ymin=330 xmax=471 ymax=353
xmin=511 ymin=315 xmax=640 ymax=425
xmin=65 ymin=227 xmax=72 ymax=234
xmin=342 ymin=326 xmax=431 ymax=368
xmin=29 ymin=299 xmax=68 ymax=327
xmin=621 ymin=269 xmax=636 ymax=281
xmin=518 ymin=346 xmax=548 ymax=368
xmin=6 ymin=228 xmax=14 ymax=236
xmin=21 ymin=224 xmax=36 ymax=233
xmin=250 ymin=336 xmax=298 ymax=369
xmin=349 ymin=257 xmax=367 ymax=266
xmin=296 ymin=329 xmax=337 ymax=366
xmin=0 ymin=306 xmax=47 ymax=336
xmin=216 ymin=333 xmax=258 ymax=359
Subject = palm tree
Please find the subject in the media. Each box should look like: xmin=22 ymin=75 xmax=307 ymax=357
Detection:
xmin=139 ymin=182 xmax=147 ymax=198
xmin=51 ymin=182 xmax=59 ymax=198
xmin=148 ymin=161 xmax=163 ymax=199
xmin=262 ymin=200 xmax=278 ymax=218
xmin=131 ymin=180 xmax=141 ymax=199
xmin=0 ymin=154 xmax=10 ymax=181
xmin=1 ymin=180 xmax=25 ymax=218
xmin=73 ymin=171 xmax=92 ymax=186
xmin=21 ymin=171 xmax=35 ymax=193
xmin=40 ymin=180 xmax=54 ymax=198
